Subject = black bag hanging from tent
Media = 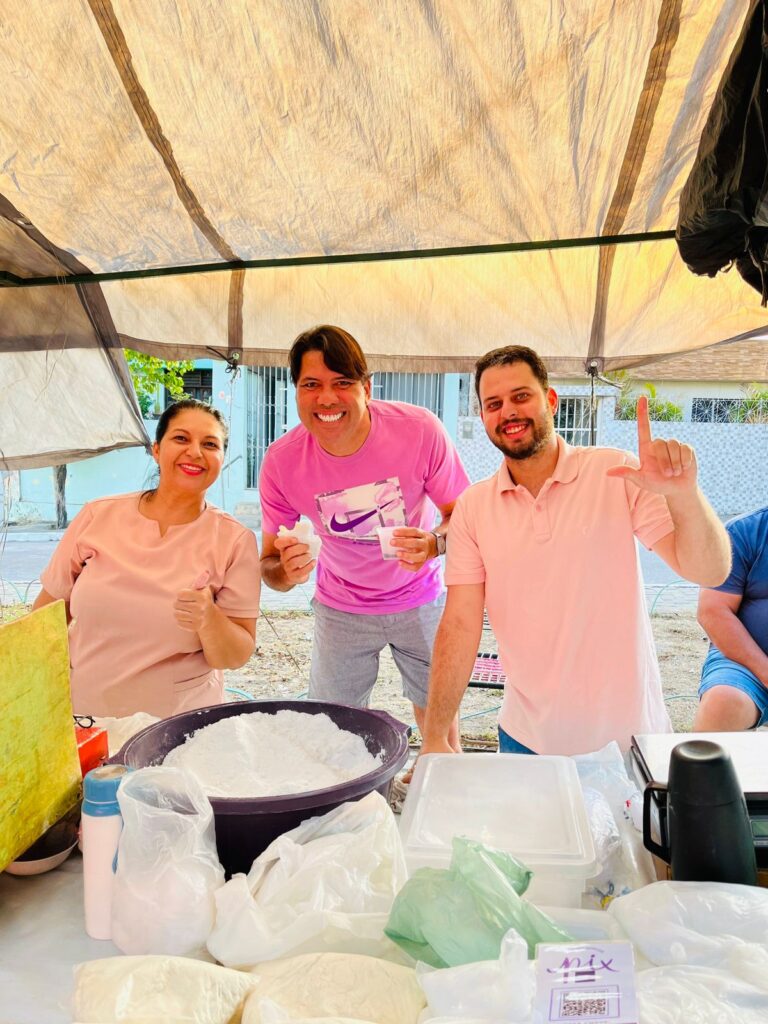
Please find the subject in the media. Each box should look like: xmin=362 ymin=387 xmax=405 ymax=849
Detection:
xmin=676 ymin=0 xmax=768 ymax=303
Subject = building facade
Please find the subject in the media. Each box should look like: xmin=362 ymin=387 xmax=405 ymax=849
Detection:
xmin=4 ymin=341 xmax=767 ymax=524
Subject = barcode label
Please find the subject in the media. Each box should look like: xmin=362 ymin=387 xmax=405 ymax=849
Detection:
xmin=561 ymin=993 xmax=609 ymax=1018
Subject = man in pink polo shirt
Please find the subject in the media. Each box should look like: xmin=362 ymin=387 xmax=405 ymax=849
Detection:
xmin=421 ymin=345 xmax=731 ymax=756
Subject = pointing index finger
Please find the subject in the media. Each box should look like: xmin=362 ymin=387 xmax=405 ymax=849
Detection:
xmin=636 ymin=394 xmax=653 ymax=448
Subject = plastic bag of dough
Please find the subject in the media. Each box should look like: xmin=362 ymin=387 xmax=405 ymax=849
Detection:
xmin=112 ymin=767 xmax=225 ymax=957
xmin=73 ymin=955 xmax=258 ymax=1023
xmin=208 ymin=793 xmax=407 ymax=967
xmin=255 ymin=999 xmax=375 ymax=1023
xmin=607 ymin=880 xmax=768 ymax=966
xmin=241 ymin=953 xmax=425 ymax=1024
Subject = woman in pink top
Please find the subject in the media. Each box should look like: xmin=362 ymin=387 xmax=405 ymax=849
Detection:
xmin=33 ymin=400 xmax=261 ymax=718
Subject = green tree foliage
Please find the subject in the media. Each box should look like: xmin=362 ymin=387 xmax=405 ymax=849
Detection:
xmin=125 ymin=349 xmax=195 ymax=417
xmin=614 ymin=379 xmax=684 ymax=422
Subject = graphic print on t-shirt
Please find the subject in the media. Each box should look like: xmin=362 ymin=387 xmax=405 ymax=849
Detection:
xmin=315 ymin=477 xmax=406 ymax=542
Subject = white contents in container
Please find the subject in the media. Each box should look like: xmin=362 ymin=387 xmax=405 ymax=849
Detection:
xmin=163 ymin=710 xmax=382 ymax=798
xmin=278 ymin=520 xmax=322 ymax=560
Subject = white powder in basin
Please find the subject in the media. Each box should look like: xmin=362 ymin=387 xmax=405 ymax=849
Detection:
xmin=162 ymin=709 xmax=383 ymax=798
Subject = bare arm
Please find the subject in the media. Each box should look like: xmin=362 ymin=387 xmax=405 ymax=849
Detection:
xmin=32 ymin=588 xmax=71 ymax=624
xmin=198 ymin=610 xmax=256 ymax=670
xmin=260 ymin=531 xmax=316 ymax=592
xmin=698 ymin=588 xmax=768 ymax=685
xmin=432 ymin=499 xmax=456 ymax=543
xmin=421 ymin=582 xmax=485 ymax=753
xmin=652 ymin=490 xmax=731 ymax=587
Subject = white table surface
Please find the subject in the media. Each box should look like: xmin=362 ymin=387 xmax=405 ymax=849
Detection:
xmin=0 ymin=748 xmax=652 ymax=1023
xmin=0 ymin=852 xmax=118 ymax=1024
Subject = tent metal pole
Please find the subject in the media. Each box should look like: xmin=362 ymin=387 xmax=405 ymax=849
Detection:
xmin=0 ymin=230 xmax=676 ymax=288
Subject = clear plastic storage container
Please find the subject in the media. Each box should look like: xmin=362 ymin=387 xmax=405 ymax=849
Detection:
xmin=399 ymin=754 xmax=597 ymax=907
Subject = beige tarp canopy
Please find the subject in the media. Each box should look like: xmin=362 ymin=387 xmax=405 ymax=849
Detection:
xmin=1 ymin=0 xmax=767 ymax=467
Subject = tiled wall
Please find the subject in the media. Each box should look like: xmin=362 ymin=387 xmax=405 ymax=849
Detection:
xmin=602 ymin=414 xmax=768 ymax=518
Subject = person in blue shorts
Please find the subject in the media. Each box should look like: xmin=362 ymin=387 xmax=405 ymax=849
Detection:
xmin=695 ymin=505 xmax=768 ymax=730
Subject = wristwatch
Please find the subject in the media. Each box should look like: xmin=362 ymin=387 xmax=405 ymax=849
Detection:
xmin=431 ymin=530 xmax=447 ymax=556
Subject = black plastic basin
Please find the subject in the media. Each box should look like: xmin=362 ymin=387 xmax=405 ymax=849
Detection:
xmin=114 ymin=699 xmax=410 ymax=876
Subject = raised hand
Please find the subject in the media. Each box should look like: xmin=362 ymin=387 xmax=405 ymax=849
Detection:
xmin=174 ymin=585 xmax=216 ymax=632
xmin=606 ymin=395 xmax=697 ymax=494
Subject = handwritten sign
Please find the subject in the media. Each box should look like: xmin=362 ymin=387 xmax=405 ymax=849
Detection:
xmin=534 ymin=941 xmax=638 ymax=1023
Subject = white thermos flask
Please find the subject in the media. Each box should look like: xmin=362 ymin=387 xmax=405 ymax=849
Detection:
xmin=82 ymin=764 xmax=130 ymax=940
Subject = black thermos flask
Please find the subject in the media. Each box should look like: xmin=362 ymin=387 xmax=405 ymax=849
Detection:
xmin=643 ymin=739 xmax=758 ymax=885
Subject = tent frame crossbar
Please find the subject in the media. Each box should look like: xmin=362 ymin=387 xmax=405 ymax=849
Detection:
xmin=0 ymin=230 xmax=676 ymax=288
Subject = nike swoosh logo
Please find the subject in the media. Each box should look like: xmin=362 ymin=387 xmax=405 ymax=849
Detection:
xmin=329 ymin=508 xmax=380 ymax=532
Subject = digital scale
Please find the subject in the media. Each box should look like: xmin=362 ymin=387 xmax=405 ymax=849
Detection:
xmin=630 ymin=731 xmax=768 ymax=868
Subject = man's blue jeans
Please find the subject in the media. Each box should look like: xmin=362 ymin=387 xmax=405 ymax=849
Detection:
xmin=498 ymin=725 xmax=537 ymax=755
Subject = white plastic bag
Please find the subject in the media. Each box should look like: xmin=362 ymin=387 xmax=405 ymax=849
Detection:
xmin=580 ymin=786 xmax=621 ymax=881
xmin=573 ymin=742 xmax=655 ymax=903
xmin=112 ymin=767 xmax=225 ymax=957
xmin=636 ymin=964 xmax=768 ymax=1023
xmin=95 ymin=712 xmax=160 ymax=756
xmin=416 ymin=929 xmax=534 ymax=1023
xmin=208 ymin=792 xmax=407 ymax=967
xmin=608 ymin=880 xmax=768 ymax=967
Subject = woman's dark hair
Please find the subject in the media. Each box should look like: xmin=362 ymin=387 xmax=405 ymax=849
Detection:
xmin=474 ymin=345 xmax=550 ymax=403
xmin=288 ymin=325 xmax=370 ymax=385
xmin=155 ymin=398 xmax=229 ymax=450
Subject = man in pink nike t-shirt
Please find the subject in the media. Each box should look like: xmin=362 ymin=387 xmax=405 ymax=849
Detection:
xmin=259 ymin=325 xmax=470 ymax=742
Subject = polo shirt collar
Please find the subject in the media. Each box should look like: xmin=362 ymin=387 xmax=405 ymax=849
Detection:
xmin=495 ymin=434 xmax=580 ymax=493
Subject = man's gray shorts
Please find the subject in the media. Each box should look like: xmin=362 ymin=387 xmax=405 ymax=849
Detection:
xmin=308 ymin=597 xmax=445 ymax=708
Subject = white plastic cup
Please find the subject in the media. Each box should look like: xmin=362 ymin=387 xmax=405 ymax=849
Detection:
xmin=82 ymin=764 xmax=130 ymax=940
xmin=278 ymin=522 xmax=321 ymax=560
xmin=376 ymin=526 xmax=400 ymax=560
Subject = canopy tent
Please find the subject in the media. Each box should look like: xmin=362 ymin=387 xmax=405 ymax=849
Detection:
xmin=1 ymin=0 xmax=766 ymax=467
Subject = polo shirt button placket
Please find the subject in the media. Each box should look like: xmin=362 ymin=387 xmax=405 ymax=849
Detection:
xmin=532 ymin=501 xmax=551 ymax=542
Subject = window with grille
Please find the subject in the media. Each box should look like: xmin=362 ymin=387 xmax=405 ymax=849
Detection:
xmin=245 ymin=366 xmax=289 ymax=488
xmin=370 ymin=372 xmax=444 ymax=418
xmin=692 ymin=397 xmax=768 ymax=423
xmin=164 ymin=368 xmax=212 ymax=407
xmin=554 ymin=396 xmax=591 ymax=446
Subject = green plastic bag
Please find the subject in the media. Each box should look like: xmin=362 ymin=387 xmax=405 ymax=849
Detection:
xmin=384 ymin=837 xmax=573 ymax=966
